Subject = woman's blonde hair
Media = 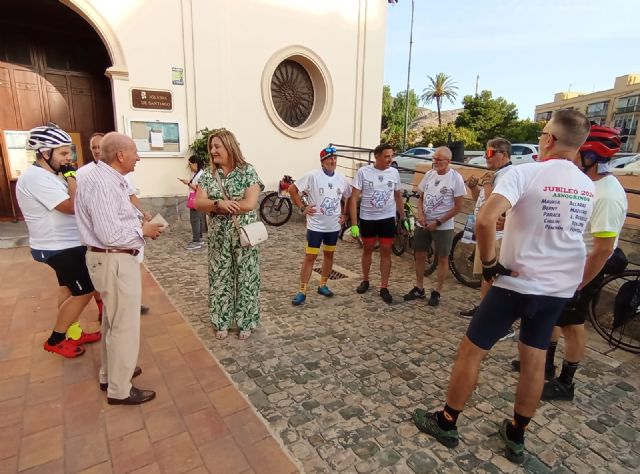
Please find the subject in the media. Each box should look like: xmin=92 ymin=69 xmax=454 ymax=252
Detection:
xmin=208 ymin=129 xmax=248 ymax=170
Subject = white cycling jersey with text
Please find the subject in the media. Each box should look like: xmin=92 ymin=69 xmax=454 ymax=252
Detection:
xmin=296 ymin=169 xmax=352 ymax=232
xmin=418 ymin=168 xmax=466 ymax=230
xmin=492 ymin=160 xmax=595 ymax=298
xmin=353 ymin=165 xmax=400 ymax=220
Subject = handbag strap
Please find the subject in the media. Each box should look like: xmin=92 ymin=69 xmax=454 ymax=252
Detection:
xmin=213 ymin=168 xmax=243 ymax=233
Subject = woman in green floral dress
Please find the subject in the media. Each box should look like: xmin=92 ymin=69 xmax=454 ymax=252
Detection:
xmin=195 ymin=129 xmax=264 ymax=340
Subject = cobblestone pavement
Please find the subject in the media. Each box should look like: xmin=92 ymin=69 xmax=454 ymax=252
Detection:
xmin=145 ymin=219 xmax=640 ymax=474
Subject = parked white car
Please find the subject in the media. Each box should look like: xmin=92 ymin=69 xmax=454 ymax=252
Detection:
xmin=467 ymin=144 xmax=539 ymax=168
xmin=392 ymin=147 xmax=435 ymax=184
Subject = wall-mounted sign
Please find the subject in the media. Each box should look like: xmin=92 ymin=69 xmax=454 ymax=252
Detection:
xmin=131 ymin=89 xmax=173 ymax=110
xmin=172 ymin=67 xmax=184 ymax=85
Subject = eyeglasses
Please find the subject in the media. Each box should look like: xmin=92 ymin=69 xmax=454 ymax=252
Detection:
xmin=485 ymin=149 xmax=504 ymax=158
xmin=538 ymin=131 xmax=557 ymax=141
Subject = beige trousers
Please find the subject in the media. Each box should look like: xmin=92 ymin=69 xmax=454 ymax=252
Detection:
xmin=86 ymin=251 xmax=141 ymax=399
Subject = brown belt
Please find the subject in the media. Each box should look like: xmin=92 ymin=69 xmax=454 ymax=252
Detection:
xmin=88 ymin=246 xmax=140 ymax=257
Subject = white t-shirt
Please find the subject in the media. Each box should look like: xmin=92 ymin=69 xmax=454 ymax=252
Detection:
xmin=16 ymin=165 xmax=82 ymax=250
xmin=492 ymin=159 xmax=595 ymax=298
xmin=418 ymin=168 xmax=466 ymax=230
xmin=295 ymin=169 xmax=352 ymax=232
xmin=353 ymin=165 xmax=401 ymax=220
xmin=583 ymin=175 xmax=627 ymax=254
xmin=473 ymin=163 xmax=513 ymax=239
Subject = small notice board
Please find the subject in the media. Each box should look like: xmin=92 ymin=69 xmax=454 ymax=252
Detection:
xmin=126 ymin=120 xmax=182 ymax=156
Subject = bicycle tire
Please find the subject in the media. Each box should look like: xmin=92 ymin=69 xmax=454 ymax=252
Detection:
xmin=391 ymin=236 xmax=405 ymax=256
xmin=259 ymin=192 xmax=292 ymax=226
xmin=589 ymin=270 xmax=640 ymax=354
xmin=423 ymin=242 xmax=437 ymax=276
xmin=449 ymin=231 xmax=482 ymax=289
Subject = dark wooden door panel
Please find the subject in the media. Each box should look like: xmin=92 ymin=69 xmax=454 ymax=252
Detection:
xmin=13 ymin=69 xmax=44 ymax=129
xmin=0 ymin=67 xmax=18 ymax=129
xmin=43 ymin=73 xmax=72 ymax=130
xmin=69 ymin=75 xmax=95 ymax=157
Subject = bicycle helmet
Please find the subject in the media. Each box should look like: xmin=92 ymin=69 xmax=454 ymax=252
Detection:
xmin=579 ymin=125 xmax=621 ymax=174
xmin=27 ymin=125 xmax=73 ymax=173
xmin=27 ymin=125 xmax=73 ymax=152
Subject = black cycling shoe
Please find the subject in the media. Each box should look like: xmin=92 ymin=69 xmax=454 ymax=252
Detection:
xmin=428 ymin=290 xmax=441 ymax=307
xmin=356 ymin=280 xmax=370 ymax=294
xmin=541 ymin=377 xmax=575 ymax=401
xmin=403 ymin=286 xmax=425 ymax=301
xmin=380 ymin=288 xmax=393 ymax=304
xmin=511 ymin=360 xmax=556 ymax=381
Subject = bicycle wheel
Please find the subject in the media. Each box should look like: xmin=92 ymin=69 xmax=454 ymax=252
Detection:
xmin=259 ymin=192 xmax=292 ymax=226
xmin=449 ymin=231 xmax=482 ymax=289
xmin=424 ymin=240 xmax=437 ymax=276
xmin=392 ymin=219 xmax=407 ymax=256
xmin=589 ymin=270 xmax=640 ymax=354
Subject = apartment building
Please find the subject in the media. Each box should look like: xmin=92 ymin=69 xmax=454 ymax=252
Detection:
xmin=534 ymin=74 xmax=640 ymax=152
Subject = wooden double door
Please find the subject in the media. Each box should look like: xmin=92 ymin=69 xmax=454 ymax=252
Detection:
xmin=0 ymin=40 xmax=114 ymax=220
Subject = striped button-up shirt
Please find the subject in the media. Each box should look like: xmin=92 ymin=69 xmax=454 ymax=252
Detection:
xmin=75 ymin=160 xmax=145 ymax=250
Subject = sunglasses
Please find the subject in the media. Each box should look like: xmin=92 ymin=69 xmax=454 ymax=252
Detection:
xmin=538 ymin=131 xmax=557 ymax=141
xmin=485 ymin=149 xmax=504 ymax=158
xmin=323 ymin=146 xmax=337 ymax=155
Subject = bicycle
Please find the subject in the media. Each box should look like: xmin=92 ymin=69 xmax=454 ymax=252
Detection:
xmin=448 ymin=230 xmax=482 ymax=289
xmin=259 ymin=175 xmax=304 ymax=226
xmin=391 ymin=189 xmax=437 ymax=277
xmin=589 ymin=269 xmax=640 ymax=354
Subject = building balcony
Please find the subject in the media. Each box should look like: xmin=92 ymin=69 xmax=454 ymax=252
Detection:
xmin=615 ymin=104 xmax=640 ymax=114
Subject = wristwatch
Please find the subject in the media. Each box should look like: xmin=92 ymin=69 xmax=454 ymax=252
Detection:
xmin=435 ymin=219 xmax=442 ymax=227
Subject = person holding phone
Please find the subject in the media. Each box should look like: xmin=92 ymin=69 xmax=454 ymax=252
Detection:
xmin=179 ymin=155 xmax=207 ymax=250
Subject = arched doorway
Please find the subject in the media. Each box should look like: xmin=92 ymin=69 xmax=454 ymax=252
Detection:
xmin=0 ymin=0 xmax=115 ymax=220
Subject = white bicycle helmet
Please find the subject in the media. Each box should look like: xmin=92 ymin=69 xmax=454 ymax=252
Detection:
xmin=27 ymin=125 xmax=72 ymax=152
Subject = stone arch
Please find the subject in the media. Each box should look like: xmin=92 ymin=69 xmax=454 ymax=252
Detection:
xmin=60 ymin=0 xmax=128 ymax=79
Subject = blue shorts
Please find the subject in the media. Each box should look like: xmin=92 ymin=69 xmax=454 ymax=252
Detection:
xmin=306 ymin=230 xmax=340 ymax=254
xmin=466 ymin=286 xmax=569 ymax=350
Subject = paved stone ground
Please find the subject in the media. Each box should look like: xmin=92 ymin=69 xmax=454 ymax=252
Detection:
xmin=145 ymin=219 xmax=640 ymax=474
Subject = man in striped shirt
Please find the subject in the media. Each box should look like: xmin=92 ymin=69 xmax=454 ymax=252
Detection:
xmin=75 ymin=132 xmax=163 ymax=405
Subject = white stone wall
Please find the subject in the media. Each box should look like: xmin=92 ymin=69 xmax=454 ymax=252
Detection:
xmin=71 ymin=0 xmax=387 ymax=196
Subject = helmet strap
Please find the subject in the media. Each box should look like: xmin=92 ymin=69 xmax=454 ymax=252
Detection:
xmin=37 ymin=149 xmax=58 ymax=174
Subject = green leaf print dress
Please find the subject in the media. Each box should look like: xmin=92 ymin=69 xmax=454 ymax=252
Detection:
xmin=198 ymin=165 xmax=265 ymax=331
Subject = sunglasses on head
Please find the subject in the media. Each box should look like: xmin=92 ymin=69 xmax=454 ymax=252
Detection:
xmin=323 ymin=146 xmax=337 ymax=154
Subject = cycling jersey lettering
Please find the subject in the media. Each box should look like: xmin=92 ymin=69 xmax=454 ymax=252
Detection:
xmin=540 ymin=186 xmax=592 ymax=232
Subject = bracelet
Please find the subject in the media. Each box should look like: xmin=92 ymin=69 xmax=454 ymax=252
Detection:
xmin=481 ymin=257 xmax=497 ymax=267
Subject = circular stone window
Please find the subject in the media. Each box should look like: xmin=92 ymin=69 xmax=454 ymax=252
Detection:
xmin=262 ymin=47 xmax=333 ymax=139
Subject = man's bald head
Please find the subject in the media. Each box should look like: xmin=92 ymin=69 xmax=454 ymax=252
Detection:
xmin=101 ymin=132 xmax=135 ymax=164
xmin=434 ymin=146 xmax=452 ymax=160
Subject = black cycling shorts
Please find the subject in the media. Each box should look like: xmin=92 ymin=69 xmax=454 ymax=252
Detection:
xmin=360 ymin=217 xmax=396 ymax=239
xmin=466 ymin=286 xmax=569 ymax=350
xmin=556 ymin=271 xmax=605 ymax=327
xmin=45 ymin=246 xmax=95 ymax=296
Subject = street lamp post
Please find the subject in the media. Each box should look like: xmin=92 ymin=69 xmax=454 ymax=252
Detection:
xmin=402 ymin=0 xmax=415 ymax=151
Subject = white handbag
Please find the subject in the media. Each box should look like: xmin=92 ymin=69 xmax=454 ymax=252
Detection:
xmin=214 ymin=170 xmax=268 ymax=248
xmin=236 ymin=220 xmax=268 ymax=248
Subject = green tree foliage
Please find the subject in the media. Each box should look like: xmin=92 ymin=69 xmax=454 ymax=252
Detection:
xmin=380 ymin=87 xmax=420 ymax=149
xmin=502 ymin=119 xmax=545 ymax=144
xmin=455 ymin=90 xmax=518 ymax=144
xmin=421 ymin=73 xmax=458 ymax=127
xmin=419 ymin=123 xmax=481 ymax=150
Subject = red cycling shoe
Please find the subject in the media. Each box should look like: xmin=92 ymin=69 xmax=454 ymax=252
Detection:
xmin=44 ymin=339 xmax=86 ymax=358
xmin=68 ymin=331 xmax=102 ymax=346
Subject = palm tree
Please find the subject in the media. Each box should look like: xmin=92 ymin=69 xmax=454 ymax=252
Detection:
xmin=421 ymin=73 xmax=458 ymax=127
